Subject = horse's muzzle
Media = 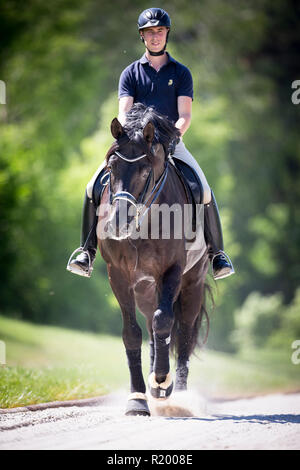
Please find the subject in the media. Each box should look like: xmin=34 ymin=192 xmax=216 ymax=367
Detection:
xmin=106 ymin=199 xmax=136 ymax=240
xmin=105 ymin=220 xmax=133 ymax=240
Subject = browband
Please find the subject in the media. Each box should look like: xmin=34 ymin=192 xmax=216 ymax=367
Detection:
xmin=114 ymin=150 xmax=147 ymax=162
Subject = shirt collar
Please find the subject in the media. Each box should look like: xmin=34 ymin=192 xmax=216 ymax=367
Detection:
xmin=139 ymin=52 xmax=176 ymax=65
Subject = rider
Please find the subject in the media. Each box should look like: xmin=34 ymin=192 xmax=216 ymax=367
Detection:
xmin=67 ymin=7 xmax=234 ymax=280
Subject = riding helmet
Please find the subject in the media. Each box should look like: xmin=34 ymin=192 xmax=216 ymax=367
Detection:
xmin=137 ymin=8 xmax=171 ymax=30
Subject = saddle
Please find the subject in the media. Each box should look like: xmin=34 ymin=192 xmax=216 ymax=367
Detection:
xmin=171 ymin=157 xmax=203 ymax=206
xmin=167 ymin=157 xmax=203 ymax=235
xmin=92 ymin=170 xmax=109 ymax=207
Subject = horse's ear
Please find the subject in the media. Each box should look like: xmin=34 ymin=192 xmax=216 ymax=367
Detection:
xmin=111 ymin=118 xmax=123 ymax=139
xmin=143 ymin=121 xmax=155 ymax=144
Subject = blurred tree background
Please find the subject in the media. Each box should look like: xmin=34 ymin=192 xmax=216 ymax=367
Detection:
xmin=0 ymin=0 xmax=299 ymax=355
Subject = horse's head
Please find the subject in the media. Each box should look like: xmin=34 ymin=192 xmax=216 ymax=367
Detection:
xmin=104 ymin=118 xmax=161 ymax=239
xmin=103 ymin=104 xmax=180 ymax=240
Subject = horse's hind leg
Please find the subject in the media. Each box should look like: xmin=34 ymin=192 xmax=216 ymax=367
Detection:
xmin=107 ymin=265 xmax=150 ymax=416
xmin=174 ymin=317 xmax=194 ymax=392
xmin=173 ymin=294 xmax=199 ymax=392
xmin=174 ymin=259 xmax=209 ymax=392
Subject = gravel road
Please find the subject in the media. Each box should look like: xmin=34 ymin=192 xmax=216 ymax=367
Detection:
xmin=0 ymin=391 xmax=300 ymax=450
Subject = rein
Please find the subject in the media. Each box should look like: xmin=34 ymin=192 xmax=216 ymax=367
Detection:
xmin=106 ymin=149 xmax=169 ymax=229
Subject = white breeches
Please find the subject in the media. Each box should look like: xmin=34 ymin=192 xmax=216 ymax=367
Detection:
xmin=173 ymin=140 xmax=211 ymax=204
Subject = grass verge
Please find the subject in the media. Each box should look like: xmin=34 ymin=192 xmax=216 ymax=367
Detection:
xmin=0 ymin=315 xmax=299 ymax=408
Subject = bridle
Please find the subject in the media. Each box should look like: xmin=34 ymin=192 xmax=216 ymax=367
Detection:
xmin=104 ymin=149 xmax=169 ymax=229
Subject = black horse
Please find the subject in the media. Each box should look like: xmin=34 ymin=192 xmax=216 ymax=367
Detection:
xmin=97 ymin=104 xmax=210 ymax=416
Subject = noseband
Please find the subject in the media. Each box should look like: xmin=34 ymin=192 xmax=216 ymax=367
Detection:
xmin=105 ymin=149 xmax=169 ymax=229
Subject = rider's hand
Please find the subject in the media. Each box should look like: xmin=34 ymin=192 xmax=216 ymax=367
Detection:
xmin=168 ymin=137 xmax=180 ymax=155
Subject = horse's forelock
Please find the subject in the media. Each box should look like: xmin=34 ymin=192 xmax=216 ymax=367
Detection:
xmin=124 ymin=103 xmax=180 ymax=149
xmin=106 ymin=104 xmax=180 ymax=163
xmin=132 ymin=131 xmax=151 ymax=156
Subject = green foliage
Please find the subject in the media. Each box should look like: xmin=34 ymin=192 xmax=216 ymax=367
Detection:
xmin=231 ymin=291 xmax=283 ymax=350
xmin=267 ymin=289 xmax=300 ymax=349
xmin=0 ymin=0 xmax=299 ymax=354
xmin=231 ymin=289 xmax=300 ymax=353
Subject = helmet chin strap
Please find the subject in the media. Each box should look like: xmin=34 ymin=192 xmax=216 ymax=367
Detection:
xmin=147 ymin=49 xmax=165 ymax=56
xmin=146 ymin=44 xmax=166 ymax=56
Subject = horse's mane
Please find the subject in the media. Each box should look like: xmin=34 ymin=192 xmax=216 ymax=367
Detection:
xmin=106 ymin=103 xmax=181 ymax=162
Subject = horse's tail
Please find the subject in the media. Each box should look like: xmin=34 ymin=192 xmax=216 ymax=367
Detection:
xmin=170 ymin=281 xmax=213 ymax=359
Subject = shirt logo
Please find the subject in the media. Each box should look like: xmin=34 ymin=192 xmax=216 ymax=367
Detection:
xmin=168 ymin=79 xmax=173 ymax=86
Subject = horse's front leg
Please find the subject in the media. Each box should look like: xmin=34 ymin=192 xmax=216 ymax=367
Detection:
xmin=107 ymin=264 xmax=149 ymax=416
xmin=149 ymin=264 xmax=182 ymax=400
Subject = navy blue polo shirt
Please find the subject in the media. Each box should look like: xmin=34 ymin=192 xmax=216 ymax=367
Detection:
xmin=118 ymin=52 xmax=193 ymax=123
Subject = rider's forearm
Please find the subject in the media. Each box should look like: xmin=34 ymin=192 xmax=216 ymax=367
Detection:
xmin=118 ymin=112 xmax=127 ymax=126
xmin=175 ymin=114 xmax=191 ymax=137
xmin=118 ymin=96 xmax=134 ymax=126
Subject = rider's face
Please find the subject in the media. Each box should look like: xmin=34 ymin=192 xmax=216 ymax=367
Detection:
xmin=140 ymin=26 xmax=169 ymax=53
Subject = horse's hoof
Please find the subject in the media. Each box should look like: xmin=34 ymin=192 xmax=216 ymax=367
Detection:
xmin=125 ymin=393 xmax=150 ymax=416
xmin=148 ymin=371 xmax=173 ymax=400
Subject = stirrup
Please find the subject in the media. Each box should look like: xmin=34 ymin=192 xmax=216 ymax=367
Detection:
xmin=212 ymin=250 xmax=235 ymax=280
xmin=66 ymin=247 xmax=93 ymax=278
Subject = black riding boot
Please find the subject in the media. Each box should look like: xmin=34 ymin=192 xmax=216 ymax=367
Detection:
xmin=67 ymin=167 xmax=108 ymax=277
xmin=204 ymin=190 xmax=235 ymax=280
xmin=66 ymin=190 xmax=98 ymax=277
